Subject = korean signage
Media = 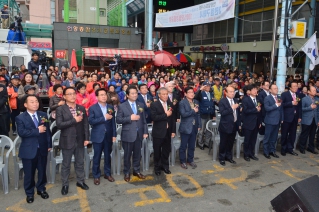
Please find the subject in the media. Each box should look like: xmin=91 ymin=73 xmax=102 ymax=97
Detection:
xmin=28 ymin=42 xmax=52 ymax=49
xmin=155 ymin=0 xmax=235 ymax=28
xmin=66 ymin=25 xmax=131 ymax=35
xmin=190 ymin=44 xmax=229 ymax=52
xmin=55 ymin=50 xmax=66 ymax=59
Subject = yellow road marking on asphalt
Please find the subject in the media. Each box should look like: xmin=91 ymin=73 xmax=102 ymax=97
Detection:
xmin=126 ymin=184 xmax=171 ymax=207
xmin=52 ymin=187 xmax=91 ymax=212
xmin=214 ymin=170 xmax=248 ymax=190
xmin=116 ymin=175 xmax=154 ymax=185
xmin=6 ymin=184 xmax=54 ymax=212
xmin=166 ymin=173 xmax=204 ymax=198
xmin=271 ymin=166 xmax=301 ymax=181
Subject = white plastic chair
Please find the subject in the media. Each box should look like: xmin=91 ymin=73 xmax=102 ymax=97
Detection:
xmin=254 ymin=133 xmax=265 ymax=156
xmin=50 ymin=120 xmax=56 ymax=133
xmin=145 ymin=124 xmax=153 ymax=170
xmin=206 ymin=120 xmax=220 ymax=161
xmin=170 ymin=122 xmax=181 ymax=166
xmin=235 ymin=132 xmax=245 ymax=159
xmin=12 ymin=136 xmax=23 ymax=190
xmin=0 ymin=135 xmax=14 ymax=194
xmin=294 ymin=124 xmax=302 ymax=151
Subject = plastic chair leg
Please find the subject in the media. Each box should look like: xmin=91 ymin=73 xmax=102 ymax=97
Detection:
xmin=213 ymin=141 xmax=218 ymax=161
xmin=3 ymin=169 xmax=9 ymax=194
xmin=14 ymin=167 xmax=19 ymax=190
xmin=51 ymin=162 xmax=56 ymax=184
xmin=236 ymin=140 xmax=240 ymax=159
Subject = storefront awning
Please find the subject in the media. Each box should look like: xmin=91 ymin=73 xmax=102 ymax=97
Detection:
xmin=83 ymin=48 xmax=154 ymax=60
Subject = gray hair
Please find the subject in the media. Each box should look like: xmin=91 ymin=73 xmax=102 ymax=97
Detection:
xmin=165 ymin=81 xmax=174 ymax=88
xmin=157 ymin=87 xmax=168 ymax=95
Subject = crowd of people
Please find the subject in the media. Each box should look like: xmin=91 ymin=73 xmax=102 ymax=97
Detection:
xmin=1 ymin=58 xmax=319 ymax=204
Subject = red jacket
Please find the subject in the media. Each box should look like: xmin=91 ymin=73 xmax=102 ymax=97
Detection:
xmin=75 ymin=92 xmax=92 ymax=112
xmin=7 ymin=86 xmax=19 ymax=110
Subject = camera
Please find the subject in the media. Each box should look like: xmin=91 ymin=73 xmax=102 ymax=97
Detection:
xmin=114 ymin=54 xmax=122 ymax=62
xmin=14 ymin=16 xmax=22 ymax=23
xmin=38 ymin=51 xmax=48 ymax=64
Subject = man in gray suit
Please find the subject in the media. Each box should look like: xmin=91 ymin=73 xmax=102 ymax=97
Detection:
xmin=56 ymin=87 xmax=90 ymax=195
xmin=116 ymin=86 xmax=148 ymax=182
xmin=299 ymin=86 xmax=319 ymax=154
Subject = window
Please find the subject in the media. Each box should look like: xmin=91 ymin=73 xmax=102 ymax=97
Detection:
xmin=100 ymin=8 xmax=106 ymax=17
xmin=0 ymin=56 xmax=9 ymax=66
xmin=12 ymin=56 xmax=24 ymax=68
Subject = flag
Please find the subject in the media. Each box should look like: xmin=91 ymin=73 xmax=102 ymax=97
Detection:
xmin=301 ymin=33 xmax=319 ymax=69
xmin=287 ymin=56 xmax=294 ymax=68
xmin=224 ymin=52 xmax=229 ymax=64
xmin=157 ymin=38 xmax=163 ymax=51
xmin=229 ymin=52 xmax=232 ymax=65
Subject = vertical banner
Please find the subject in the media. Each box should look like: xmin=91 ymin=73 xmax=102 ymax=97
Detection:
xmin=155 ymin=0 xmax=235 ymax=28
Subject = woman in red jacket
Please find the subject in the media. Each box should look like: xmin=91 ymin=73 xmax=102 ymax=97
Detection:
xmin=75 ymin=83 xmax=91 ymax=114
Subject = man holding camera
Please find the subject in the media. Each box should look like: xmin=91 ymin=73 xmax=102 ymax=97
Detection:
xmin=28 ymin=52 xmax=41 ymax=74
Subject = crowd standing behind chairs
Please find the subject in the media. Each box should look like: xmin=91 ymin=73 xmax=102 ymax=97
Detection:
xmin=2 ymin=63 xmax=319 ymax=202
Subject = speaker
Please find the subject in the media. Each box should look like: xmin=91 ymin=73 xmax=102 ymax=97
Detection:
xmin=271 ymin=175 xmax=319 ymax=212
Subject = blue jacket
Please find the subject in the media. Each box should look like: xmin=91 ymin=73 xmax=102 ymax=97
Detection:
xmin=301 ymin=96 xmax=319 ymax=125
xmin=109 ymin=78 xmax=122 ymax=93
xmin=118 ymin=91 xmax=126 ymax=103
xmin=16 ymin=111 xmax=52 ymax=159
xmin=137 ymin=93 xmax=153 ymax=123
xmin=179 ymin=98 xmax=201 ymax=134
xmin=196 ymin=90 xmax=215 ymax=118
xmin=88 ymin=103 xmax=117 ymax=143
xmin=264 ymin=94 xmax=282 ymax=125
xmin=61 ymin=79 xmax=77 ymax=88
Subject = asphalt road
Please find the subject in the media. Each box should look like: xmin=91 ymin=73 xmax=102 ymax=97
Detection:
xmin=1 ymin=133 xmax=319 ymax=212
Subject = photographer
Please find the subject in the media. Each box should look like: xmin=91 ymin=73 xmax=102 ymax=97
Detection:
xmin=28 ymin=52 xmax=41 ymax=74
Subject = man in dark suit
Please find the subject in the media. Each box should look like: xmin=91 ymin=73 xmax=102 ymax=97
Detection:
xmin=88 ymin=88 xmax=117 ymax=185
xmin=0 ymin=80 xmax=8 ymax=135
xmin=166 ymin=81 xmax=181 ymax=121
xmin=195 ymin=81 xmax=215 ymax=150
xmin=16 ymin=95 xmax=52 ymax=203
xmin=150 ymin=87 xmax=176 ymax=175
xmin=257 ymin=81 xmax=270 ymax=122
xmin=299 ymin=86 xmax=319 ymax=154
xmin=263 ymin=84 xmax=282 ymax=159
xmin=56 ymin=87 xmax=90 ymax=195
xmin=218 ymin=86 xmax=240 ymax=166
xmin=116 ymin=86 xmax=148 ymax=182
xmin=179 ymin=87 xmax=201 ymax=169
xmin=280 ymin=81 xmax=300 ymax=156
xmin=137 ymin=83 xmax=153 ymax=123
xmin=242 ymin=84 xmax=261 ymax=161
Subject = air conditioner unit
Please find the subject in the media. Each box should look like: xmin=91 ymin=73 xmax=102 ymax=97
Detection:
xmin=25 ymin=0 xmax=30 ymax=5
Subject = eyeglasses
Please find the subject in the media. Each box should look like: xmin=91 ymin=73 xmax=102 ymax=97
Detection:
xmin=65 ymin=93 xmax=76 ymax=96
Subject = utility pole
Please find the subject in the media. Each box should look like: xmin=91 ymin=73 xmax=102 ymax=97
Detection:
xmin=144 ymin=0 xmax=153 ymax=50
xmin=276 ymin=0 xmax=291 ymax=94
xmin=269 ymin=0 xmax=279 ymax=84
xmin=232 ymin=0 xmax=239 ymax=68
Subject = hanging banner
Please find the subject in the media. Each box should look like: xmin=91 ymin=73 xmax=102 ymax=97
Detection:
xmin=155 ymin=0 xmax=235 ymax=28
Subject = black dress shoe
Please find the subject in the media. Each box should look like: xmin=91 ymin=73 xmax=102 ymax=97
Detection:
xmin=226 ymin=159 xmax=236 ymax=164
xmin=300 ymin=149 xmax=305 ymax=154
xmin=76 ymin=182 xmax=89 ymax=190
xmin=288 ymin=151 xmax=298 ymax=156
xmin=26 ymin=196 xmax=34 ymax=203
xmin=249 ymin=156 xmax=259 ymax=161
xmin=270 ymin=152 xmax=279 ymax=158
xmin=219 ymin=160 xmax=225 ymax=166
xmin=307 ymin=148 xmax=319 ymax=154
xmin=244 ymin=156 xmax=250 ymax=162
xmin=161 ymin=167 xmax=171 ymax=174
xmin=155 ymin=171 xmax=161 ymax=176
xmin=281 ymin=152 xmax=286 ymax=156
xmin=199 ymin=146 xmax=205 ymax=150
xmin=37 ymin=191 xmax=49 ymax=199
xmin=61 ymin=186 xmax=69 ymax=195
xmin=263 ymin=154 xmax=271 ymax=159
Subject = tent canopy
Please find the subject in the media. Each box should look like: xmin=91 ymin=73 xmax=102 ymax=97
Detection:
xmin=83 ymin=47 xmax=154 ymax=60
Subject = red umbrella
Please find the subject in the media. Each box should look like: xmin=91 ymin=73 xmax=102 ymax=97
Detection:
xmin=153 ymin=51 xmax=181 ymax=66
xmin=70 ymin=49 xmax=78 ymax=71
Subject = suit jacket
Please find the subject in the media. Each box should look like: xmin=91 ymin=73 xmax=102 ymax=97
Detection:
xmin=61 ymin=80 xmax=77 ymax=88
xmin=137 ymin=93 xmax=153 ymax=123
xmin=301 ymin=96 xmax=319 ymax=125
xmin=264 ymin=94 xmax=282 ymax=125
xmin=150 ymin=100 xmax=176 ymax=139
xmin=88 ymin=103 xmax=116 ymax=143
xmin=49 ymin=95 xmax=63 ymax=112
xmin=178 ymin=98 xmax=201 ymax=135
xmin=56 ymin=104 xmax=90 ymax=149
xmin=0 ymin=84 xmax=8 ymax=114
xmin=16 ymin=111 xmax=52 ymax=159
xmin=167 ymin=91 xmax=181 ymax=121
xmin=281 ymin=91 xmax=301 ymax=122
xmin=218 ymin=98 xmax=241 ymax=134
xmin=257 ymin=89 xmax=268 ymax=119
xmin=242 ymin=96 xmax=261 ymax=130
xmin=116 ymin=101 xmax=148 ymax=142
